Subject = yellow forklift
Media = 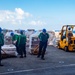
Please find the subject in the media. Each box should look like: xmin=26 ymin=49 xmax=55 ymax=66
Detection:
xmin=57 ymin=25 xmax=75 ymax=51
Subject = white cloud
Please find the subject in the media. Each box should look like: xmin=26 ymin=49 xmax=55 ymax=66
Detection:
xmin=15 ymin=8 xmax=32 ymax=19
xmin=0 ymin=8 xmax=32 ymax=22
xmin=0 ymin=8 xmax=46 ymax=29
xmin=29 ymin=20 xmax=46 ymax=25
xmin=15 ymin=8 xmax=24 ymax=15
xmin=29 ymin=21 xmax=36 ymax=25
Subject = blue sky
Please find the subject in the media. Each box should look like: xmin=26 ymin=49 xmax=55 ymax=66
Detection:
xmin=0 ymin=0 xmax=75 ymax=30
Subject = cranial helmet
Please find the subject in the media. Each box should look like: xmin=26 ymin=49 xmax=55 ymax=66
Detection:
xmin=68 ymin=27 xmax=71 ymax=30
xmin=0 ymin=27 xmax=2 ymax=33
xmin=20 ymin=30 xmax=23 ymax=34
xmin=10 ymin=32 xmax=14 ymax=36
xmin=42 ymin=29 xmax=46 ymax=33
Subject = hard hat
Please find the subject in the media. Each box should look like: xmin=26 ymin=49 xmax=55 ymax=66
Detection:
xmin=68 ymin=27 xmax=71 ymax=30
xmin=0 ymin=27 xmax=2 ymax=33
xmin=10 ymin=32 xmax=14 ymax=36
xmin=20 ymin=30 xmax=23 ymax=34
xmin=42 ymin=29 xmax=46 ymax=33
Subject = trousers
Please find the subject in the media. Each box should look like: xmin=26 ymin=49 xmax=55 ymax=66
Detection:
xmin=38 ymin=41 xmax=47 ymax=58
xmin=19 ymin=44 xmax=26 ymax=56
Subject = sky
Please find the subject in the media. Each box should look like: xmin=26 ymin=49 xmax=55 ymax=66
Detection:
xmin=0 ymin=0 xmax=75 ymax=30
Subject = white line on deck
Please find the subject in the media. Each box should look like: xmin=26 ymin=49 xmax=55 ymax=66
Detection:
xmin=0 ymin=64 xmax=75 ymax=75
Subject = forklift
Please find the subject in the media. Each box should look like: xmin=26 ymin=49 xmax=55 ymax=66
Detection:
xmin=57 ymin=25 xmax=75 ymax=51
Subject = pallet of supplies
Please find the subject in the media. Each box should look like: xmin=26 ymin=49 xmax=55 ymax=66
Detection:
xmin=1 ymin=44 xmax=17 ymax=58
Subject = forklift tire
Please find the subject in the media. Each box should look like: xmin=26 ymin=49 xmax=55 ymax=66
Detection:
xmin=64 ymin=46 xmax=68 ymax=52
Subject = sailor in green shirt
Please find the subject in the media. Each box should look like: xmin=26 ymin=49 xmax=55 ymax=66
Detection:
xmin=0 ymin=27 xmax=4 ymax=66
xmin=19 ymin=30 xmax=26 ymax=58
xmin=37 ymin=29 xmax=49 ymax=60
xmin=10 ymin=32 xmax=20 ymax=55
